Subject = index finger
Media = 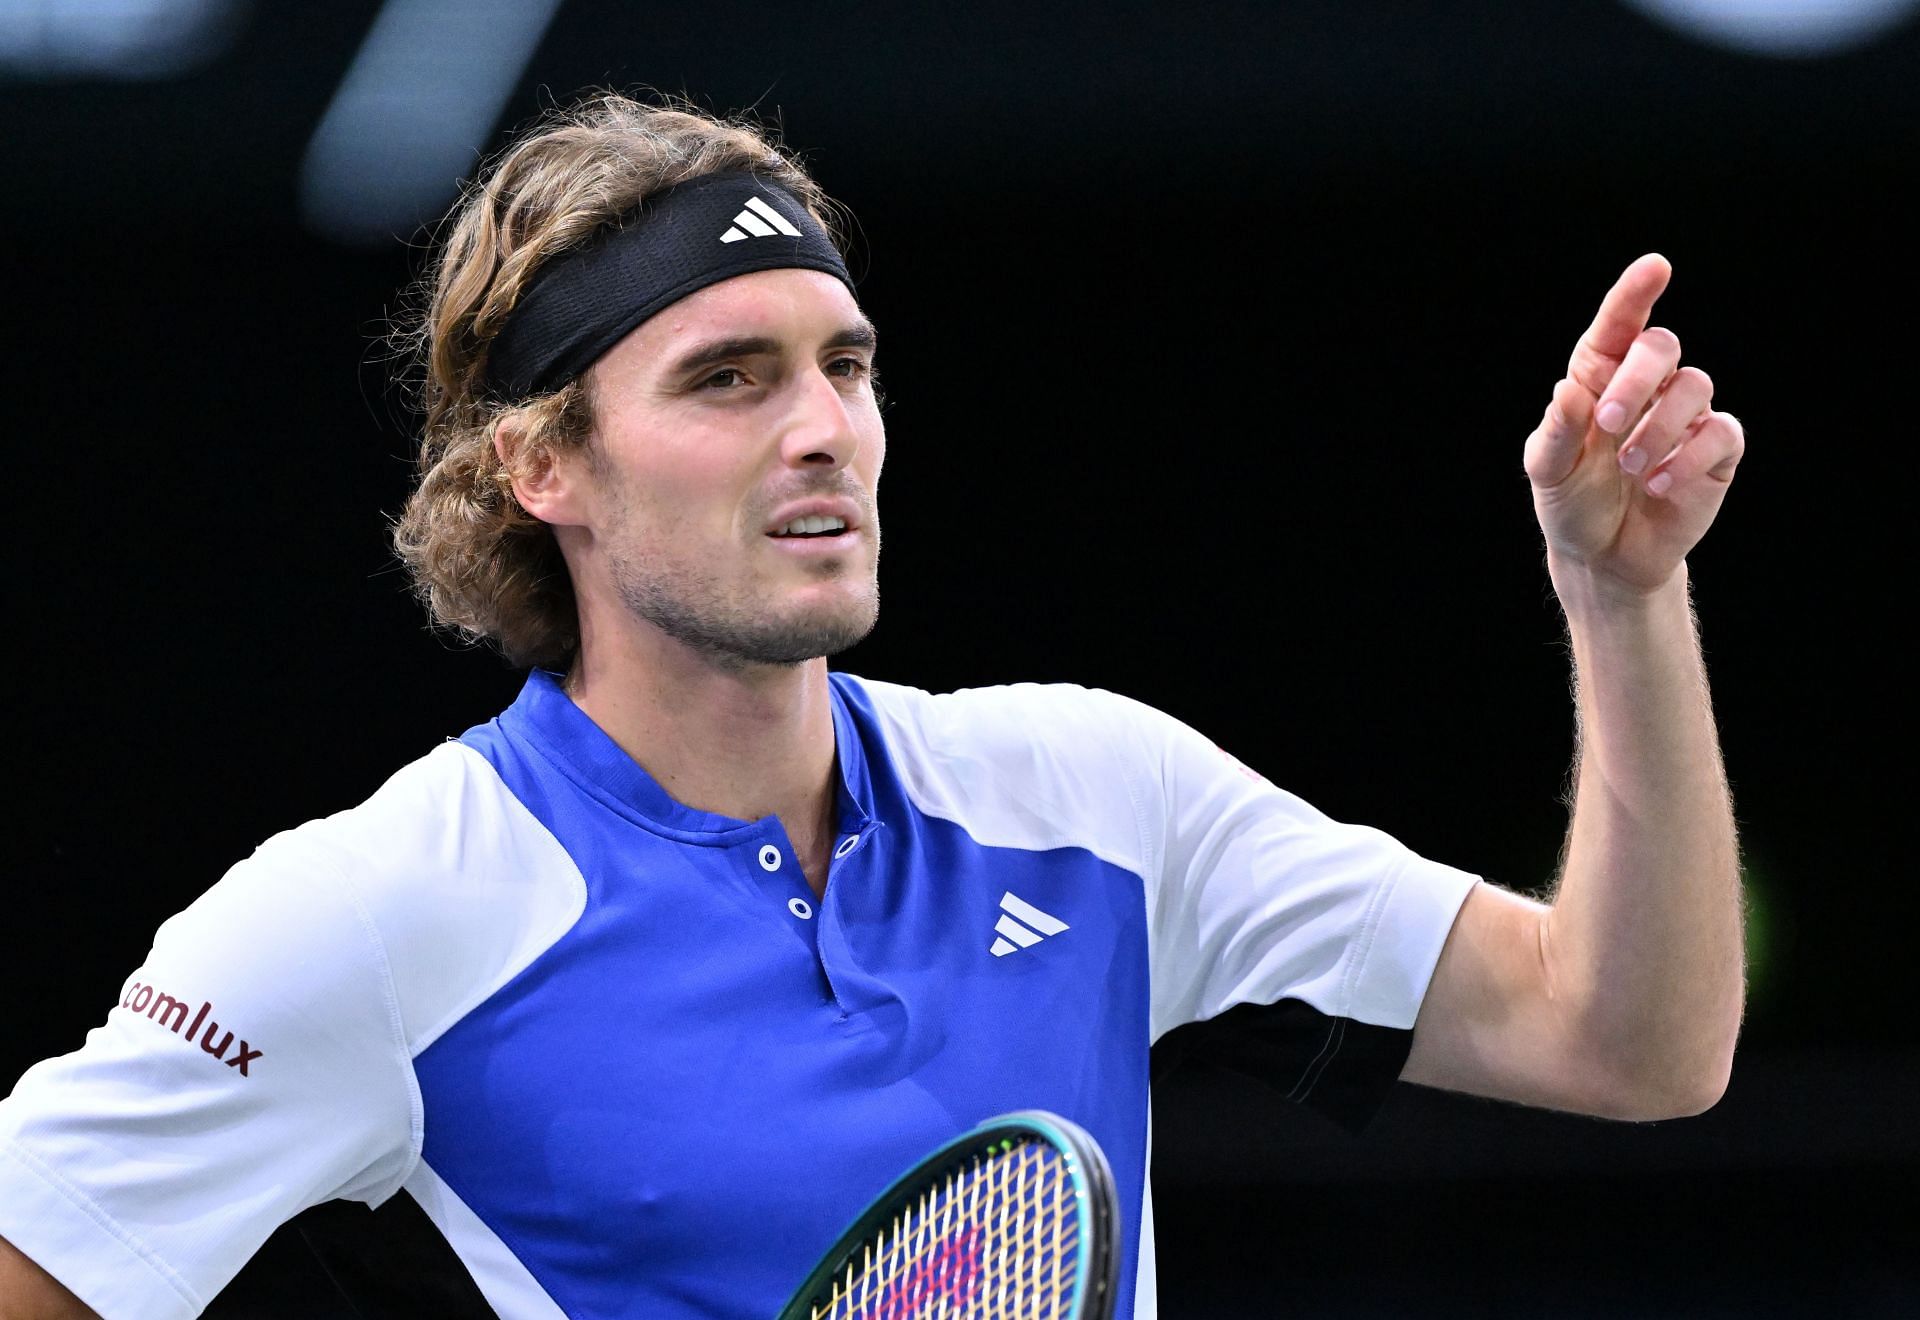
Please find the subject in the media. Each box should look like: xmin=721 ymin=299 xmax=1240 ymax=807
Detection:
xmin=1568 ymin=253 xmax=1673 ymax=393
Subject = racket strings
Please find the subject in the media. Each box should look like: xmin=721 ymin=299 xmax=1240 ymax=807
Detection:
xmin=814 ymin=1136 xmax=1082 ymax=1319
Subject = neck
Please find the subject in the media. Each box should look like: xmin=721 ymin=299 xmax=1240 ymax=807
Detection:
xmin=563 ymin=612 xmax=840 ymax=861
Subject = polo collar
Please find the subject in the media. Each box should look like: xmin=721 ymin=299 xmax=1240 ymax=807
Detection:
xmin=498 ymin=669 xmax=878 ymax=840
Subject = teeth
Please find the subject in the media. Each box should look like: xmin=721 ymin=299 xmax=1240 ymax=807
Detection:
xmin=776 ymin=514 xmax=848 ymax=536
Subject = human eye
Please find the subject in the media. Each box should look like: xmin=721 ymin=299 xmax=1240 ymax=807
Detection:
xmin=698 ymin=367 xmax=747 ymax=390
xmin=826 ymin=355 xmax=878 ymax=385
xmin=828 ymin=356 xmax=883 ymax=406
xmin=833 ymin=356 xmax=884 ymax=406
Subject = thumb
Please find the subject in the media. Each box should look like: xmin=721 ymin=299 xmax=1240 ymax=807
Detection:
xmin=1524 ymin=377 xmax=1597 ymax=489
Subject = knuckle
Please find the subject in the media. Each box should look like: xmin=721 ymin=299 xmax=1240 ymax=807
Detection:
xmin=1676 ymin=365 xmax=1713 ymax=400
xmin=1702 ymin=413 xmax=1745 ymax=455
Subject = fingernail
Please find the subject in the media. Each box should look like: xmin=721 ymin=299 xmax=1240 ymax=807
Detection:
xmin=1619 ymin=447 xmax=1648 ymax=474
xmin=1647 ymin=471 xmax=1673 ymax=496
xmin=1596 ymin=400 xmax=1627 ymax=433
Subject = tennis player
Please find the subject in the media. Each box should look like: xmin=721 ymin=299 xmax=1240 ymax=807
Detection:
xmin=0 ymin=92 xmax=1746 ymax=1318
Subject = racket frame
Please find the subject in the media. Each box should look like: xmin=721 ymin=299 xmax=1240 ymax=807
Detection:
xmin=776 ymin=1108 xmax=1120 ymax=1320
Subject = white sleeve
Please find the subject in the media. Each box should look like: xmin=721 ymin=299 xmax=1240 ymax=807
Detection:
xmin=0 ymin=832 xmax=420 ymax=1320
xmin=1118 ymin=695 xmax=1479 ymax=1121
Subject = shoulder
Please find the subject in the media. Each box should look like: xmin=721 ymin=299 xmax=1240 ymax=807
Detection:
xmin=840 ymin=673 xmax=1236 ymax=807
xmin=291 ymin=739 xmax=576 ymax=884
xmin=196 ymin=739 xmax=587 ymax=1056
xmin=0 ymin=751 xmax=523 ymax=1309
xmin=835 ymin=674 xmax=1180 ymax=873
xmin=839 ymin=673 xmax=1170 ymax=762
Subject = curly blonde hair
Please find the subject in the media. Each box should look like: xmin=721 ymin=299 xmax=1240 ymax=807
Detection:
xmin=391 ymin=91 xmax=844 ymax=671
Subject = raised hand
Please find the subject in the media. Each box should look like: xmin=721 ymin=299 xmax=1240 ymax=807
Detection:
xmin=1523 ymin=254 xmax=1745 ymax=598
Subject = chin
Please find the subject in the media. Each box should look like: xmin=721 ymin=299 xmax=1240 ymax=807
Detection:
xmin=786 ymin=596 xmax=880 ymax=659
xmin=719 ymin=589 xmax=878 ymax=667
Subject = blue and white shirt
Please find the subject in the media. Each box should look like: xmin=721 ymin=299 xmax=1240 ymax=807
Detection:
xmin=0 ymin=671 xmax=1479 ymax=1318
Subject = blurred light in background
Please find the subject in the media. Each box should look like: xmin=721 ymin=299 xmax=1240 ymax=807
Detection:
xmin=299 ymin=0 xmax=565 ymax=247
xmin=1620 ymin=0 xmax=1919 ymax=56
xmin=1740 ymin=852 xmax=1780 ymax=1011
xmin=0 ymin=0 xmax=245 ymax=79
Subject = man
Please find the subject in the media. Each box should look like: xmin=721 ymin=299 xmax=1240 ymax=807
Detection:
xmin=0 ymin=92 xmax=1744 ymax=1318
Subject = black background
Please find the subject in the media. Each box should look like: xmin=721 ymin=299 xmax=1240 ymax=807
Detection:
xmin=4 ymin=2 xmax=1915 ymax=1315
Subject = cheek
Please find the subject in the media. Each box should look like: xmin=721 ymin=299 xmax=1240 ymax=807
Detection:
xmin=611 ymin=441 xmax=750 ymax=533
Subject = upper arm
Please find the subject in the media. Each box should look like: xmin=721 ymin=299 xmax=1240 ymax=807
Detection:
xmin=0 ymin=837 xmax=419 ymax=1317
xmin=1114 ymin=693 xmax=1486 ymax=1128
xmin=1129 ymin=697 xmax=1476 ymax=1039
xmin=0 ymin=1234 xmax=97 ymax=1320
xmin=1402 ymin=880 xmax=1637 ymax=1117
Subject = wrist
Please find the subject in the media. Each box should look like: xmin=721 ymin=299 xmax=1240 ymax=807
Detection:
xmin=1547 ymin=552 xmax=1690 ymax=625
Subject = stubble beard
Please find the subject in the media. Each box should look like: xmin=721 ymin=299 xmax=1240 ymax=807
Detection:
xmin=606 ymin=533 xmax=881 ymax=672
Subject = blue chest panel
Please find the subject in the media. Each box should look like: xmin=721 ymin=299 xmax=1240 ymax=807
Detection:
xmin=416 ymin=674 xmax=1151 ymax=1318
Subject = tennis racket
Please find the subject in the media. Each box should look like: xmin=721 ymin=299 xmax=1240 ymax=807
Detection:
xmin=777 ymin=1109 xmax=1120 ymax=1320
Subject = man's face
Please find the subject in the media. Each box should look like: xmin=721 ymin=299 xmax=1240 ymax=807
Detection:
xmin=573 ymin=268 xmax=885 ymax=670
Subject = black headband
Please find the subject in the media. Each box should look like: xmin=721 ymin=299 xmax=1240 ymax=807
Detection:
xmin=484 ymin=171 xmax=853 ymax=400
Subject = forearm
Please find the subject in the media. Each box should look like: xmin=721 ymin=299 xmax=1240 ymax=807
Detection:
xmin=1544 ymin=554 xmax=1744 ymax=1113
xmin=0 ymin=1235 xmax=95 ymax=1320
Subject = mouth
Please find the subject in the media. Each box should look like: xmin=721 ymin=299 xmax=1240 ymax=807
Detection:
xmin=766 ymin=528 xmax=860 ymax=556
xmin=768 ymin=512 xmax=853 ymax=540
xmin=764 ymin=507 xmax=866 ymax=556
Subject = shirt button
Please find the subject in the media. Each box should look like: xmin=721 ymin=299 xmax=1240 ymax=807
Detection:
xmin=833 ymin=834 xmax=859 ymax=860
xmin=758 ymin=844 xmax=782 ymax=871
xmin=788 ymin=896 xmax=814 ymax=920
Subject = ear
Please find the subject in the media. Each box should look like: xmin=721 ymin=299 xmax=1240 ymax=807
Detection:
xmin=493 ymin=413 xmax=590 ymax=527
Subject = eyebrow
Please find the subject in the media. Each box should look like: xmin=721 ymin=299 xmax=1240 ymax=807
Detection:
xmin=666 ymin=320 xmax=879 ymax=378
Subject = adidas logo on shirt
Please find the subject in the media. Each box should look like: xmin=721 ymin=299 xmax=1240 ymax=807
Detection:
xmin=719 ymin=195 xmax=803 ymax=243
xmin=990 ymin=891 xmax=1069 ymax=957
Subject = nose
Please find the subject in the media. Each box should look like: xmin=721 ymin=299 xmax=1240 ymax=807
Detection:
xmin=778 ymin=363 xmax=863 ymax=471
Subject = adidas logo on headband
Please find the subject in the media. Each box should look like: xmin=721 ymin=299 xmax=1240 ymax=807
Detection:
xmin=720 ymin=194 xmax=804 ymax=243
xmin=487 ymin=171 xmax=855 ymax=399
